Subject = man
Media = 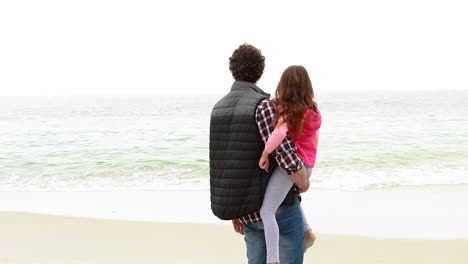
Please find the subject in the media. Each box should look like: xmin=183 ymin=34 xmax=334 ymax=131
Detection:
xmin=209 ymin=43 xmax=309 ymax=264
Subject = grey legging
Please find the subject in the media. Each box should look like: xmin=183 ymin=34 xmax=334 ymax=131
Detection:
xmin=259 ymin=166 xmax=312 ymax=263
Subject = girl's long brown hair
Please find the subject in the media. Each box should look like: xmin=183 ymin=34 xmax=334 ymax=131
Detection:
xmin=272 ymin=65 xmax=318 ymax=139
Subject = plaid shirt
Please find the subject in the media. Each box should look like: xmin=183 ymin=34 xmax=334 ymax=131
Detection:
xmin=238 ymin=99 xmax=304 ymax=225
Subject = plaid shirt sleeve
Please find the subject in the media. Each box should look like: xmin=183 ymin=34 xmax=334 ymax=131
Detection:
xmin=255 ymin=99 xmax=304 ymax=175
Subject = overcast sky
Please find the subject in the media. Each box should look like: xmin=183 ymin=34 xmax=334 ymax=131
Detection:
xmin=1 ymin=0 xmax=467 ymax=96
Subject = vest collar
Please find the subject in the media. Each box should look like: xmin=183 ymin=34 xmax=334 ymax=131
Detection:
xmin=231 ymin=81 xmax=270 ymax=98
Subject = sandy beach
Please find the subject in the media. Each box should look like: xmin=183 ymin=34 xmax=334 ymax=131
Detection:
xmin=1 ymin=185 xmax=468 ymax=263
xmin=1 ymin=212 xmax=468 ymax=264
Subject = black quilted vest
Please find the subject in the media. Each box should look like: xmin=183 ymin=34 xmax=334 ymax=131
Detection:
xmin=209 ymin=81 xmax=294 ymax=220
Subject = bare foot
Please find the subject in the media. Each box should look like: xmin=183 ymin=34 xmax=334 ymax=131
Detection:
xmin=304 ymin=229 xmax=316 ymax=252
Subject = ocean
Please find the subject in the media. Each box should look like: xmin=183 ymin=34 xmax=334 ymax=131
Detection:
xmin=1 ymin=90 xmax=467 ymax=192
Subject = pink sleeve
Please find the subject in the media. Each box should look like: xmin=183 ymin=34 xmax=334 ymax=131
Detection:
xmin=313 ymin=130 xmax=319 ymax=148
xmin=264 ymin=118 xmax=288 ymax=153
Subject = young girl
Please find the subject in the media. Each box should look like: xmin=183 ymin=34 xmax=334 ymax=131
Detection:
xmin=258 ymin=65 xmax=321 ymax=264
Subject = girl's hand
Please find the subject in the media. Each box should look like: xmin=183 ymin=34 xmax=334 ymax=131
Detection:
xmin=259 ymin=153 xmax=270 ymax=172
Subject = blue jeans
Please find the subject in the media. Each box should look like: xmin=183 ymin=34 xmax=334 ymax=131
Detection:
xmin=244 ymin=197 xmax=304 ymax=264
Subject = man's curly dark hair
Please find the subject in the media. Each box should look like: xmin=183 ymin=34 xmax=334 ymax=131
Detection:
xmin=229 ymin=44 xmax=265 ymax=83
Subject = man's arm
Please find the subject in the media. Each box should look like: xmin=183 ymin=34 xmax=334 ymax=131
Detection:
xmin=255 ymin=99 xmax=308 ymax=190
xmin=289 ymin=167 xmax=309 ymax=192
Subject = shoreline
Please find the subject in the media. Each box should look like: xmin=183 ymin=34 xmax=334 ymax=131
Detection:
xmin=2 ymin=182 xmax=467 ymax=192
xmin=1 ymin=184 xmax=468 ymax=239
